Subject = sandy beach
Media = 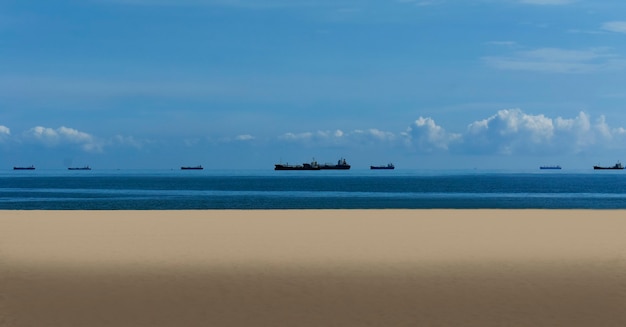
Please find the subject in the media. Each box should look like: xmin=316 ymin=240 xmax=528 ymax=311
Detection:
xmin=1 ymin=210 xmax=625 ymax=326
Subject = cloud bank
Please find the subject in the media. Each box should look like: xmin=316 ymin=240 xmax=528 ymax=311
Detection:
xmin=3 ymin=109 xmax=626 ymax=160
xmin=281 ymin=109 xmax=626 ymax=156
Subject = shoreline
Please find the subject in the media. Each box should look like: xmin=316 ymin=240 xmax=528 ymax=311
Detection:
xmin=2 ymin=210 xmax=626 ymax=326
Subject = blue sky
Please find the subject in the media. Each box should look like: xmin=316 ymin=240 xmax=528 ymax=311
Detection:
xmin=2 ymin=0 xmax=626 ymax=169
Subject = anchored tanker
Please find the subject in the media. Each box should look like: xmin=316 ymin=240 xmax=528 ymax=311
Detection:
xmin=181 ymin=165 xmax=203 ymax=170
xmin=13 ymin=165 xmax=35 ymax=170
xmin=593 ymin=162 xmax=624 ymax=170
xmin=68 ymin=166 xmax=91 ymax=170
xmin=274 ymin=160 xmax=320 ymax=170
xmin=319 ymin=158 xmax=350 ymax=170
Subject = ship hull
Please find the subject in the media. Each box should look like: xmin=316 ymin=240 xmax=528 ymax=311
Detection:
xmin=319 ymin=165 xmax=350 ymax=170
xmin=274 ymin=164 xmax=320 ymax=171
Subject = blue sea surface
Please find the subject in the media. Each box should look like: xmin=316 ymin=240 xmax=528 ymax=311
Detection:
xmin=1 ymin=169 xmax=626 ymax=209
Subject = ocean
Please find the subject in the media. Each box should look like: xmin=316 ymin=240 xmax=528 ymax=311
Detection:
xmin=1 ymin=169 xmax=626 ymax=209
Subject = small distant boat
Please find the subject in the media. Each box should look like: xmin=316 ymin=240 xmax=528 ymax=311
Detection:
xmin=593 ymin=162 xmax=624 ymax=170
xmin=540 ymin=165 xmax=561 ymax=170
xmin=371 ymin=163 xmax=395 ymax=170
xmin=13 ymin=165 xmax=35 ymax=170
xmin=319 ymin=158 xmax=351 ymax=170
xmin=181 ymin=165 xmax=203 ymax=170
xmin=68 ymin=166 xmax=91 ymax=170
xmin=274 ymin=159 xmax=320 ymax=170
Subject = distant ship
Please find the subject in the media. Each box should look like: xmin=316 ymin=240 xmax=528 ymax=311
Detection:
xmin=13 ymin=165 xmax=35 ymax=170
xmin=181 ymin=165 xmax=203 ymax=170
xmin=593 ymin=162 xmax=624 ymax=170
xmin=319 ymin=158 xmax=351 ymax=170
xmin=371 ymin=163 xmax=395 ymax=170
xmin=274 ymin=160 xmax=320 ymax=170
xmin=540 ymin=165 xmax=561 ymax=170
xmin=68 ymin=166 xmax=91 ymax=170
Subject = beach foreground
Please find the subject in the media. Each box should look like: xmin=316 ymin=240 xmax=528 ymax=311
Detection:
xmin=1 ymin=210 xmax=625 ymax=326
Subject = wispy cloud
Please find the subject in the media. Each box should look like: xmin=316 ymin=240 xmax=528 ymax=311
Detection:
xmin=96 ymin=0 xmax=339 ymax=8
xmin=234 ymin=134 xmax=255 ymax=141
xmin=217 ymin=134 xmax=256 ymax=143
xmin=112 ymin=135 xmax=146 ymax=149
xmin=279 ymin=128 xmax=396 ymax=146
xmin=518 ymin=0 xmax=574 ymax=5
xmin=395 ymin=0 xmax=445 ymax=6
xmin=0 ymin=76 xmax=231 ymax=100
xmin=483 ymin=47 xmax=626 ymax=73
xmin=486 ymin=41 xmax=518 ymax=47
xmin=602 ymin=21 xmax=626 ymax=34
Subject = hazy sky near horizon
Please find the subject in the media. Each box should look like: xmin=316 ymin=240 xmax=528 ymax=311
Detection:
xmin=2 ymin=0 xmax=626 ymax=169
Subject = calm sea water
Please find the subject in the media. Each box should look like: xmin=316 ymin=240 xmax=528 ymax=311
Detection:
xmin=1 ymin=169 xmax=626 ymax=209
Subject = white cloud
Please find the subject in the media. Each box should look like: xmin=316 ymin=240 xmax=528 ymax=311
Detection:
xmin=276 ymin=109 xmax=626 ymax=156
xmin=483 ymin=47 xmax=625 ymax=73
xmin=464 ymin=109 xmax=626 ymax=155
xmin=0 ymin=125 xmax=9 ymax=143
xmin=602 ymin=21 xmax=626 ymax=34
xmin=405 ymin=117 xmax=461 ymax=152
xmin=350 ymin=129 xmax=396 ymax=143
xmin=466 ymin=109 xmax=554 ymax=154
xmin=280 ymin=131 xmax=315 ymax=141
xmin=25 ymin=126 xmax=102 ymax=152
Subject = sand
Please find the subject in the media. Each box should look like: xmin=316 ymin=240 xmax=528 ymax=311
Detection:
xmin=1 ymin=210 xmax=625 ymax=327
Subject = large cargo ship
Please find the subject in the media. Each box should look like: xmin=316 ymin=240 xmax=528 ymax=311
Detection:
xmin=274 ymin=160 xmax=320 ymax=170
xmin=68 ymin=166 xmax=91 ymax=170
xmin=371 ymin=163 xmax=395 ymax=170
xmin=181 ymin=165 xmax=203 ymax=170
xmin=593 ymin=162 xmax=624 ymax=170
xmin=13 ymin=165 xmax=35 ymax=170
xmin=539 ymin=165 xmax=561 ymax=170
xmin=319 ymin=158 xmax=350 ymax=170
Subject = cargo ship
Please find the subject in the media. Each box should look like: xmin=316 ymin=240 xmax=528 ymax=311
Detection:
xmin=539 ymin=165 xmax=561 ymax=170
xmin=371 ymin=163 xmax=395 ymax=170
xmin=593 ymin=162 xmax=624 ymax=170
xmin=319 ymin=158 xmax=350 ymax=170
xmin=13 ymin=165 xmax=35 ymax=170
xmin=274 ymin=160 xmax=320 ymax=170
xmin=181 ymin=165 xmax=203 ymax=170
xmin=68 ymin=167 xmax=91 ymax=170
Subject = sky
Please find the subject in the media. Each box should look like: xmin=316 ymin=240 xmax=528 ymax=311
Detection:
xmin=2 ymin=0 xmax=626 ymax=170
